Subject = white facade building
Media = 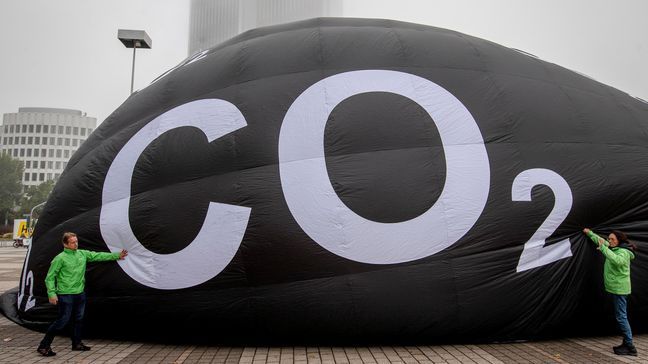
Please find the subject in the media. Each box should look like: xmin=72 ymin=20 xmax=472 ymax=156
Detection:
xmin=0 ymin=107 xmax=96 ymax=188
xmin=189 ymin=0 xmax=342 ymax=55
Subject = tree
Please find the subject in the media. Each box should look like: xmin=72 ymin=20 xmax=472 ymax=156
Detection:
xmin=20 ymin=179 xmax=55 ymax=217
xmin=0 ymin=153 xmax=24 ymax=225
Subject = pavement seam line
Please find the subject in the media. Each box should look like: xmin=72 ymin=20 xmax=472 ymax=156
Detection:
xmin=173 ymin=345 xmax=196 ymax=364
xmin=568 ymin=338 xmax=634 ymax=364
xmin=521 ymin=342 xmax=565 ymax=363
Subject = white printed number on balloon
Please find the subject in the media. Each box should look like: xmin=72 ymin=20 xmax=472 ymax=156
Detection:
xmin=279 ymin=70 xmax=490 ymax=264
xmin=512 ymin=168 xmax=573 ymax=272
xmin=100 ymin=99 xmax=251 ymax=289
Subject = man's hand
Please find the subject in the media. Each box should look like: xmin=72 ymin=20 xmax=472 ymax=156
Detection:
xmin=119 ymin=249 xmax=128 ymax=260
xmin=49 ymin=296 xmax=58 ymax=305
xmin=583 ymin=228 xmax=591 ymax=235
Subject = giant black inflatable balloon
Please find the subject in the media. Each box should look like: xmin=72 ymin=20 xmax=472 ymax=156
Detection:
xmin=4 ymin=18 xmax=648 ymax=343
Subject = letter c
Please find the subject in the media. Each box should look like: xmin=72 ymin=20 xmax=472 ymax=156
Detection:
xmin=100 ymin=99 xmax=251 ymax=289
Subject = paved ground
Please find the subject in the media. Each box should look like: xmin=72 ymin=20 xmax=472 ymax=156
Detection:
xmin=0 ymin=247 xmax=645 ymax=364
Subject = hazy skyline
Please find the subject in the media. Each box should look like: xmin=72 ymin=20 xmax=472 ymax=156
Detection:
xmin=1 ymin=0 xmax=646 ymax=124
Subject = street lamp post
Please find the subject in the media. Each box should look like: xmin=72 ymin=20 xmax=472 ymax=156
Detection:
xmin=117 ymin=29 xmax=152 ymax=94
xmin=29 ymin=201 xmax=46 ymax=224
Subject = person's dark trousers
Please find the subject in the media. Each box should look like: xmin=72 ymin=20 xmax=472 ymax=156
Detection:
xmin=611 ymin=294 xmax=633 ymax=346
xmin=38 ymin=293 xmax=86 ymax=349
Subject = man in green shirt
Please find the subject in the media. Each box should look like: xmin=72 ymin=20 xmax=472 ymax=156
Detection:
xmin=36 ymin=232 xmax=127 ymax=357
xmin=583 ymin=228 xmax=637 ymax=356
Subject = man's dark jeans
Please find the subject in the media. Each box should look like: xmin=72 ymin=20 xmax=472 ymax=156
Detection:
xmin=612 ymin=294 xmax=633 ymax=346
xmin=38 ymin=292 xmax=86 ymax=349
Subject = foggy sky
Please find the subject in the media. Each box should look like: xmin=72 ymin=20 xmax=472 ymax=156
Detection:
xmin=0 ymin=0 xmax=646 ymax=124
xmin=344 ymin=0 xmax=648 ymax=104
xmin=0 ymin=0 xmax=189 ymax=123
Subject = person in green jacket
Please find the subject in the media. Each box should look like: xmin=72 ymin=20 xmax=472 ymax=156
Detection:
xmin=36 ymin=232 xmax=128 ymax=357
xmin=583 ymin=228 xmax=637 ymax=356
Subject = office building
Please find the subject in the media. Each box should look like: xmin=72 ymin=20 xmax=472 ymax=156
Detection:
xmin=189 ymin=0 xmax=342 ymax=55
xmin=0 ymin=107 xmax=96 ymax=188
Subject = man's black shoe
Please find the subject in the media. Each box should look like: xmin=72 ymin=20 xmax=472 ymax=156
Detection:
xmin=37 ymin=347 xmax=56 ymax=356
xmin=72 ymin=343 xmax=91 ymax=351
xmin=613 ymin=344 xmax=637 ymax=356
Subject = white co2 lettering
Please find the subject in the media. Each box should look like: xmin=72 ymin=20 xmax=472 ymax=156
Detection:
xmin=512 ymin=169 xmax=573 ymax=272
xmin=100 ymin=99 xmax=251 ymax=289
xmin=98 ymin=70 xmax=573 ymax=289
xmin=18 ymin=243 xmax=35 ymax=311
xmin=279 ymin=70 xmax=490 ymax=264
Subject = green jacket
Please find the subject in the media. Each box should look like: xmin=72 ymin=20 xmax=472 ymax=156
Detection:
xmin=45 ymin=248 xmax=120 ymax=298
xmin=587 ymin=231 xmax=635 ymax=295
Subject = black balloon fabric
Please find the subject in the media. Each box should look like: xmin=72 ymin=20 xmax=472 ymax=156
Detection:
xmin=6 ymin=18 xmax=648 ymax=343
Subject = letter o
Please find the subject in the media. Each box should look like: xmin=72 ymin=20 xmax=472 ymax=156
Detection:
xmin=279 ymin=70 xmax=490 ymax=264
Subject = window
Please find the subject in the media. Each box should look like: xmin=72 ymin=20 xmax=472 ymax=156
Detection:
xmin=58 ymin=126 xmax=63 ymax=134
xmin=64 ymin=150 xmax=70 ymax=158
xmin=10 ymin=125 xmax=14 ymax=133
xmin=34 ymin=149 xmax=39 ymax=157
xmin=26 ymin=161 xmax=31 ymax=168
xmin=13 ymin=149 xmax=18 ymax=157
xmin=57 ymin=138 xmax=62 ymax=146
xmin=43 ymin=125 xmax=48 ymax=133
xmin=25 ymin=173 xmax=29 ymax=181
xmin=20 ymin=148 xmax=25 ymax=157
xmin=49 ymin=137 xmax=55 ymax=145
xmin=29 ymin=125 xmax=34 ymax=133
xmin=41 ymin=149 xmax=46 ymax=156
xmin=31 ymin=173 xmax=36 ymax=181
xmin=28 ymin=136 xmax=33 ymax=144
xmin=88 ymin=128 xmax=93 ymax=134
xmin=47 ymin=173 xmax=52 ymax=180
xmin=3 ymin=126 xmax=6 ymax=133
xmin=2 ymin=137 xmax=6 ymax=144
xmin=40 ymin=161 xmax=46 ymax=169
xmin=80 ymin=128 xmax=86 ymax=136
xmin=56 ymin=161 xmax=61 ymax=169
xmin=49 ymin=149 xmax=54 ymax=157
xmin=42 ymin=137 xmax=47 ymax=145
xmin=21 ymin=137 xmax=26 ymax=144
xmin=65 ymin=126 xmax=71 ymax=135
xmin=36 ymin=125 xmax=41 ymax=133
xmin=48 ymin=161 xmax=53 ymax=169
xmin=8 ymin=137 xmax=12 ymax=144
xmin=64 ymin=138 xmax=70 ymax=146
xmin=22 ymin=125 xmax=27 ymax=133
xmin=72 ymin=139 xmax=78 ymax=147
xmin=35 ymin=137 xmax=40 ymax=145
xmin=26 ymin=149 xmax=31 ymax=157
xmin=73 ymin=127 xmax=79 ymax=135
xmin=56 ymin=150 xmax=62 ymax=158
xmin=39 ymin=173 xmax=44 ymax=181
